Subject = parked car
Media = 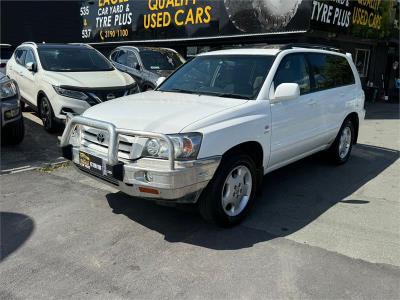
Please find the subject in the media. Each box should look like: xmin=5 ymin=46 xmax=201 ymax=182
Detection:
xmin=1 ymin=74 xmax=24 ymax=144
xmin=6 ymin=42 xmax=138 ymax=132
xmin=61 ymin=45 xmax=365 ymax=227
xmin=0 ymin=44 xmax=13 ymax=74
xmin=109 ymin=46 xmax=185 ymax=91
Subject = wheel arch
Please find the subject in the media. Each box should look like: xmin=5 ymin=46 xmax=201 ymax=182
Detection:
xmin=37 ymin=90 xmax=48 ymax=116
xmin=345 ymin=112 xmax=359 ymax=144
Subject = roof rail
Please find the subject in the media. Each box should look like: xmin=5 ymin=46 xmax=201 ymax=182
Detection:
xmin=22 ymin=42 xmax=37 ymax=47
xmin=280 ymin=43 xmax=345 ymax=53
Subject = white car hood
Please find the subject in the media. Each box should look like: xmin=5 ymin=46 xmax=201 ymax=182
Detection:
xmin=44 ymin=69 xmax=133 ymax=88
xmin=82 ymin=91 xmax=248 ymax=133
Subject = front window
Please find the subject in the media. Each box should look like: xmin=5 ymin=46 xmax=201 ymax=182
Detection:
xmin=140 ymin=49 xmax=185 ymax=71
xmin=158 ymin=55 xmax=275 ymax=100
xmin=38 ymin=48 xmax=114 ymax=72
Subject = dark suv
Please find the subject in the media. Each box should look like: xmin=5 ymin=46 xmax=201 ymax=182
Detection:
xmin=109 ymin=46 xmax=185 ymax=91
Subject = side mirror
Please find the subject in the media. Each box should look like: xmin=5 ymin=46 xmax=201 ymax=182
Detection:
xmin=133 ymin=62 xmax=141 ymax=70
xmin=274 ymin=83 xmax=300 ymax=101
xmin=26 ymin=62 xmax=37 ymax=72
xmin=156 ymin=77 xmax=166 ymax=87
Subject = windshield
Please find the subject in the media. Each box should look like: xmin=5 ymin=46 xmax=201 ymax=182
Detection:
xmin=158 ymin=55 xmax=275 ymax=100
xmin=140 ymin=49 xmax=185 ymax=71
xmin=38 ymin=48 xmax=114 ymax=72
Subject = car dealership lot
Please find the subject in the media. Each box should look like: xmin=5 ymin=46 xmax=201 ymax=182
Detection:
xmin=1 ymin=104 xmax=399 ymax=299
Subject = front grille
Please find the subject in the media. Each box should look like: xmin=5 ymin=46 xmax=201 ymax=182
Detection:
xmin=87 ymin=88 xmax=127 ymax=105
xmin=81 ymin=127 xmax=135 ymax=160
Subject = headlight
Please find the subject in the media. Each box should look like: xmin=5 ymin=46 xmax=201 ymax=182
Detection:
xmin=142 ymin=133 xmax=202 ymax=161
xmin=126 ymin=84 xmax=139 ymax=95
xmin=53 ymin=86 xmax=88 ymax=101
xmin=4 ymin=107 xmax=20 ymax=120
xmin=0 ymin=80 xmax=18 ymax=99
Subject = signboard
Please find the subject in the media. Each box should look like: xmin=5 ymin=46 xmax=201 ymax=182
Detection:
xmin=79 ymin=0 xmax=311 ymax=43
xmin=79 ymin=0 xmax=390 ymax=43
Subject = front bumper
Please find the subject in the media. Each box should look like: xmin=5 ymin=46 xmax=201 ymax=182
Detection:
xmin=60 ymin=116 xmax=221 ymax=203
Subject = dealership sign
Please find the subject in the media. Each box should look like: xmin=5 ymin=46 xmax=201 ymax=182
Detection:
xmin=80 ymin=0 xmax=386 ymax=43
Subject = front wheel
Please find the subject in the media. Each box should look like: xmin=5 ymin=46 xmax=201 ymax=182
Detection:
xmin=198 ymin=154 xmax=257 ymax=227
xmin=39 ymin=96 xmax=58 ymax=133
xmin=327 ymin=119 xmax=355 ymax=164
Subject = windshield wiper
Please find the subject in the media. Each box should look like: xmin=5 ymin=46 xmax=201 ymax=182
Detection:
xmin=202 ymin=92 xmax=251 ymax=100
xmin=216 ymin=93 xmax=251 ymax=100
xmin=163 ymin=88 xmax=199 ymax=95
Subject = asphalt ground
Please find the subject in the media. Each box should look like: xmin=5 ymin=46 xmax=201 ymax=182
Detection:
xmin=1 ymin=103 xmax=399 ymax=299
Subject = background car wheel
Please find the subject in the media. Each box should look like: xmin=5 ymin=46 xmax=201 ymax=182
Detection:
xmin=327 ymin=119 xmax=355 ymax=164
xmin=39 ymin=96 xmax=58 ymax=133
xmin=198 ymin=154 xmax=257 ymax=227
xmin=20 ymin=100 xmax=26 ymax=111
xmin=2 ymin=117 xmax=25 ymax=145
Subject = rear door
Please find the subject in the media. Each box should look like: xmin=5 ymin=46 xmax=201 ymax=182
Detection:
xmin=269 ymin=53 xmax=322 ymax=168
xmin=19 ymin=49 xmax=38 ymax=105
xmin=307 ymin=53 xmax=357 ymax=144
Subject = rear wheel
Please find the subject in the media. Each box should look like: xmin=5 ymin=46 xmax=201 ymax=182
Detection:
xmin=198 ymin=154 xmax=257 ymax=227
xmin=39 ymin=96 xmax=58 ymax=133
xmin=327 ymin=119 xmax=354 ymax=164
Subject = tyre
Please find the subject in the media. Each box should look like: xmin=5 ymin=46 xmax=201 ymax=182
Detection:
xmin=2 ymin=117 xmax=25 ymax=145
xmin=20 ymin=100 xmax=26 ymax=111
xmin=327 ymin=119 xmax=355 ymax=164
xmin=198 ymin=154 xmax=257 ymax=227
xmin=39 ymin=96 xmax=58 ymax=133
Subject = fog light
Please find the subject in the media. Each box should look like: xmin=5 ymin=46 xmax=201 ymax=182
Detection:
xmin=144 ymin=171 xmax=153 ymax=182
xmin=4 ymin=107 xmax=20 ymax=120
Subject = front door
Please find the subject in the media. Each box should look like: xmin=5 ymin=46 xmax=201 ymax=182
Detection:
xmin=19 ymin=49 xmax=37 ymax=105
xmin=269 ymin=53 xmax=322 ymax=169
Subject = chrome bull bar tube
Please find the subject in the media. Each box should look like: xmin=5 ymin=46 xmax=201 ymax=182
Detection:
xmin=60 ymin=116 xmax=176 ymax=170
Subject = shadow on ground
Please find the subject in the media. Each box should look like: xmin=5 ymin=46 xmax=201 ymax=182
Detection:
xmin=0 ymin=212 xmax=34 ymax=261
xmin=1 ymin=114 xmax=64 ymax=173
xmin=106 ymin=143 xmax=399 ymax=250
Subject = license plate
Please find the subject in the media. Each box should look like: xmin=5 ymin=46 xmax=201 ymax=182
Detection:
xmin=78 ymin=151 xmax=113 ymax=178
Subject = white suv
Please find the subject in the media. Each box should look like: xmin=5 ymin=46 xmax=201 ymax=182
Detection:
xmin=61 ymin=45 xmax=365 ymax=227
xmin=6 ymin=42 xmax=137 ymax=132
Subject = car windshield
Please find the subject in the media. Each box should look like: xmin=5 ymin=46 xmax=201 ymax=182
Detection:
xmin=140 ymin=49 xmax=185 ymax=71
xmin=158 ymin=55 xmax=275 ymax=100
xmin=38 ymin=48 xmax=114 ymax=72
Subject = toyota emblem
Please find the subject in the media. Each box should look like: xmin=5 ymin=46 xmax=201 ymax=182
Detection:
xmin=106 ymin=93 xmax=116 ymax=101
xmin=97 ymin=133 xmax=105 ymax=143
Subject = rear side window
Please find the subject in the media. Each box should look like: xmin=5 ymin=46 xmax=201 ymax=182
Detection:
xmin=14 ymin=49 xmax=27 ymax=65
xmin=24 ymin=50 xmax=36 ymax=66
xmin=274 ymin=54 xmax=311 ymax=95
xmin=307 ymin=53 xmax=355 ymax=91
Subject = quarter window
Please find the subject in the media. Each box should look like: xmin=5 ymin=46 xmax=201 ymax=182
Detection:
xmin=274 ymin=54 xmax=311 ymax=95
xmin=24 ymin=50 xmax=36 ymax=66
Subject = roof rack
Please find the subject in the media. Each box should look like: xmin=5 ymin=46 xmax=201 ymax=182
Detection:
xmin=280 ymin=43 xmax=345 ymax=53
xmin=22 ymin=42 xmax=37 ymax=47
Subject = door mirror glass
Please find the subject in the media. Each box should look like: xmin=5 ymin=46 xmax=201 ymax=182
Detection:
xmin=133 ymin=62 xmax=141 ymax=70
xmin=26 ymin=62 xmax=37 ymax=72
xmin=274 ymin=83 xmax=300 ymax=101
xmin=156 ymin=77 xmax=166 ymax=87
